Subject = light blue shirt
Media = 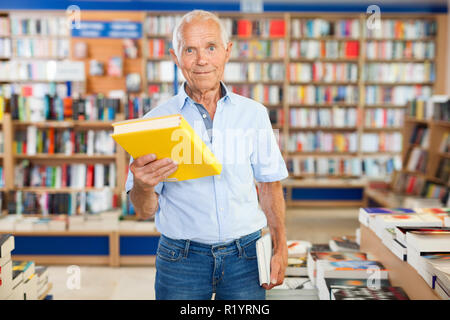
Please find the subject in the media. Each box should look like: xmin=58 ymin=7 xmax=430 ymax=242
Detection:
xmin=125 ymin=82 xmax=288 ymax=244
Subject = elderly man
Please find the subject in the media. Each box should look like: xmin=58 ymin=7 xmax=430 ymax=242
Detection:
xmin=126 ymin=10 xmax=288 ymax=300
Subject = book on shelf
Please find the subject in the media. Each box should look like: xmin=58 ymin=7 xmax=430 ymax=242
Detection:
xmin=0 ymin=17 xmax=10 ymax=37
xmin=126 ymin=73 xmax=141 ymax=93
xmin=287 ymin=240 xmax=311 ymax=258
xmin=405 ymin=147 xmax=428 ymax=173
xmin=108 ymin=56 xmax=123 ymax=77
xmin=439 ymin=133 xmax=450 ymax=154
xmin=329 ymin=236 xmax=360 ymax=252
xmin=125 ymin=96 xmax=154 ymax=119
xmin=307 ymin=251 xmax=368 ymax=286
xmin=256 ymin=233 xmax=272 ymax=286
xmin=408 ymin=95 xmax=449 ymax=120
xmin=89 ymin=60 xmax=104 ymax=76
xmin=146 ymin=15 xmax=182 ymax=36
xmin=0 ymin=38 xmax=11 ymax=58
xmin=0 ymin=259 xmax=13 ymax=299
xmin=331 ymin=286 xmax=409 ymax=300
xmin=147 ymin=38 xmax=171 ymax=58
xmin=289 ymin=107 xmax=357 ymax=128
xmin=73 ymin=41 xmax=87 ymax=59
xmin=286 ymin=257 xmax=308 ymax=277
xmin=287 ymin=131 xmax=358 ymax=153
xmin=111 ymin=114 xmax=222 ymax=181
xmin=363 ymin=62 xmax=435 ymax=83
xmin=12 ymin=38 xmax=69 ymax=58
xmin=123 ymin=39 xmax=138 ymax=59
xmin=322 ymin=277 xmax=393 ymax=300
xmin=358 ymin=207 xmax=417 ymax=229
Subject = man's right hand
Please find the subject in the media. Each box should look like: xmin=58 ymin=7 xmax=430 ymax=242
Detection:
xmin=130 ymin=154 xmax=178 ymax=191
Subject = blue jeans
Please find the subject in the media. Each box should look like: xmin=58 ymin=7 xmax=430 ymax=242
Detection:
xmin=155 ymin=230 xmax=266 ymax=300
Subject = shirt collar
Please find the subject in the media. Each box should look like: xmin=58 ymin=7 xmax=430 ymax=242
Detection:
xmin=176 ymin=81 xmax=234 ymax=110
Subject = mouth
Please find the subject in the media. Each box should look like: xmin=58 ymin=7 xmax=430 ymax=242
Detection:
xmin=193 ymin=71 xmax=213 ymax=75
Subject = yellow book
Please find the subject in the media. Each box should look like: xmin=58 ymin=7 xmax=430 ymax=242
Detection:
xmin=111 ymin=114 xmax=222 ymax=181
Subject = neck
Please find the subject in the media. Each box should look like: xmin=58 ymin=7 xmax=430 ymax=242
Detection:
xmin=185 ymin=82 xmax=222 ymax=108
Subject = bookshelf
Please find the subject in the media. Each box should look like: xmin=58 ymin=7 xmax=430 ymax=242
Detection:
xmin=0 ymin=10 xmax=446 ymax=222
xmin=365 ymin=96 xmax=450 ymax=207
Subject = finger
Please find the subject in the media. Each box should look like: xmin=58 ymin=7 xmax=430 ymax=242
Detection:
xmin=270 ymin=259 xmax=281 ymax=286
xmin=134 ymin=158 xmax=174 ymax=175
xmin=155 ymin=163 xmax=179 ymax=181
xmin=132 ymin=154 xmax=157 ymax=167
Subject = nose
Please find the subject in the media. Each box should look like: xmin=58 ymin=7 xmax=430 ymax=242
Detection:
xmin=196 ymin=50 xmax=207 ymax=66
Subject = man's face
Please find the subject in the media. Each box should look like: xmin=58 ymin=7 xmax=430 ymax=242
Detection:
xmin=170 ymin=19 xmax=232 ymax=93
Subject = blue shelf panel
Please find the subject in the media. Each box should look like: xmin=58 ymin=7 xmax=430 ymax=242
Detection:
xmin=120 ymin=235 xmax=160 ymax=256
xmin=291 ymin=187 xmax=363 ymax=201
xmin=13 ymin=235 xmax=110 ymax=256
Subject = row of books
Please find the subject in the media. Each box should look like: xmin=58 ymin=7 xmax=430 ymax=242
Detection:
xmin=224 ymin=62 xmax=285 ymax=82
xmin=407 ymin=95 xmax=450 ymax=121
xmin=440 ymin=133 xmax=450 ymax=153
xmin=9 ymin=16 xmax=69 ymax=36
xmin=124 ymin=96 xmax=154 ymax=119
xmin=358 ymin=207 xmax=449 ymax=299
xmin=145 ymin=15 xmax=182 ymax=36
xmin=0 ymin=131 xmax=4 ymax=152
xmin=0 ymin=167 xmax=4 ymax=187
xmin=364 ymin=20 xmax=437 ymax=39
xmin=268 ymin=109 xmax=284 ymax=126
xmin=365 ymin=85 xmax=432 ymax=106
xmin=288 ymin=62 xmax=358 ymax=83
xmin=14 ymin=128 xmax=115 ymax=156
xmin=229 ymin=84 xmax=283 ymax=105
xmin=230 ymin=39 xmax=285 ymax=59
xmin=288 ymin=85 xmax=358 ymax=105
xmin=286 ymin=132 xmax=358 ymax=153
xmin=0 ymin=17 xmax=9 ymax=36
xmin=7 ymin=189 xmax=118 ymax=215
xmin=89 ymin=57 xmax=124 ymax=77
xmin=12 ymin=38 xmax=69 ymax=59
xmin=286 ymin=156 xmax=401 ymax=177
xmin=363 ymin=62 xmax=435 ymax=83
xmin=14 ymin=162 xmax=117 ymax=189
xmin=0 ymin=211 xmax=155 ymax=232
xmin=436 ymin=158 xmax=450 ymax=184
xmin=146 ymin=61 xmax=183 ymax=82
xmin=392 ymin=172 xmax=447 ymax=199
xmin=289 ymin=40 xmax=359 ymax=59
xmin=0 ymin=82 xmax=69 ymax=99
xmin=0 ymin=38 xmax=11 ymax=58
xmin=0 ymin=60 xmax=83 ymax=81
xmin=363 ymin=108 xmax=405 ymax=128
xmin=222 ymin=18 xmax=286 ymax=37
xmin=10 ymin=94 xmax=120 ymax=121
xmin=360 ymin=132 xmax=402 ymax=153
xmin=147 ymin=38 xmax=171 ymax=58
xmin=290 ymin=19 xmax=360 ymax=39
xmin=365 ymin=40 xmax=435 ymax=60
xmin=289 ymin=107 xmax=357 ymax=128
xmin=405 ymin=147 xmax=428 ymax=173
xmin=0 ymin=235 xmax=52 ymax=300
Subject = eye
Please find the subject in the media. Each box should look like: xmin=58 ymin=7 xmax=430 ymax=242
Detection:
xmin=208 ymin=46 xmax=215 ymax=51
xmin=186 ymin=48 xmax=193 ymax=54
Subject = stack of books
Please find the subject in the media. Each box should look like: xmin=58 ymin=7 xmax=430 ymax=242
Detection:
xmin=12 ymin=260 xmax=37 ymax=300
xmin=68 ymin=210 xmax=120 ymax=231
xmin=0 ymin=234 xmax=15 ymax=299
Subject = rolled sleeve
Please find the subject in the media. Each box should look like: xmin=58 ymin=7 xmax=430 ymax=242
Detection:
xmin=250 ymin=107 xmax=289 ymax=182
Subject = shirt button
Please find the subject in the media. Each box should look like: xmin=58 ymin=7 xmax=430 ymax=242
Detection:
xmin=202 ymin=114 xmax=207 ymax=119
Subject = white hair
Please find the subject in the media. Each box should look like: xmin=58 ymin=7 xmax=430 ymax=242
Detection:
xmin=172 ymin=10 xmax=229 ymax=58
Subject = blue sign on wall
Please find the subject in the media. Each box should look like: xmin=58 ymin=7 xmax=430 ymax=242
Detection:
xmin=72 ymin=21 xmax=142 ymax=39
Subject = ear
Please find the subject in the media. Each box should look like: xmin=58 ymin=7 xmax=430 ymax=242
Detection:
xmin=169 ymin=48 xmax=180 ymax=68
xmin=225 ymin=41 xmax=233 ymax=63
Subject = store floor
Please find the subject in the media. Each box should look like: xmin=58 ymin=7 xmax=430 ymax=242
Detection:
xmin=47 ymin=207 xmax=360 ymax=300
